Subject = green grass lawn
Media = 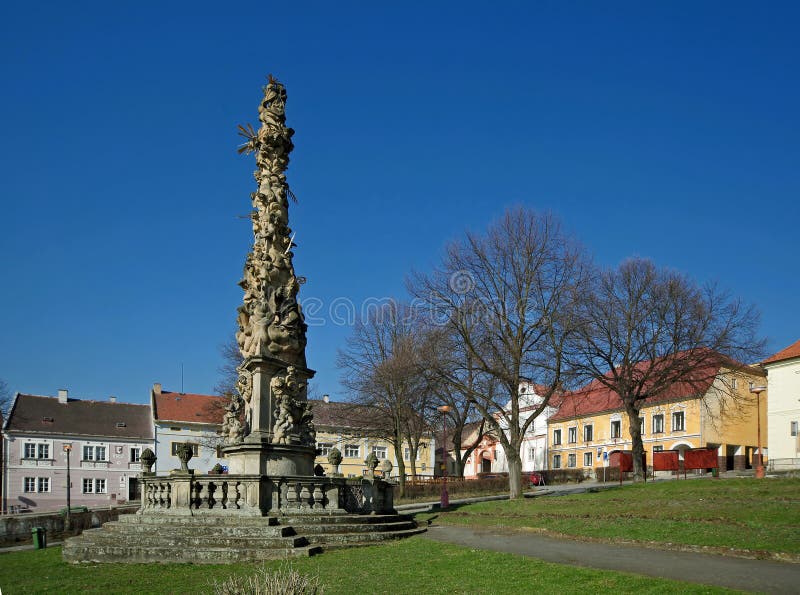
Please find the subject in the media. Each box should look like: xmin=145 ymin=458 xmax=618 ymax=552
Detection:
xmin=430 ymin=477 xmax=800 ymax=556
xmin=0 ymin=539 xmax=737 ymax=595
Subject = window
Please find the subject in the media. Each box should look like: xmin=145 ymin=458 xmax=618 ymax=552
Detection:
xmin=792 ymin=421 xmax=798 ymax=437
xmin=171 ymin=442 xmax=199 ymax=456
xmin=83 ymin=478 xmax=107 ymax=494
xmin=672 ymin=411 xmax=685 ymax=432
xmin=583 ymin=452 xmax=593 ymax=467
xmin=317 ymin=443 xmax=333 ymax=457
xmin=610 ymin=420 xmax=621 ymax=439
xmin=372 ymin=445 xmax=388 ymax=460
xmin=552 ymin=429 xmax=562 ymax=446
xmin=37 ymin=477 xmax=50 ymax=492
xmin=552 ymin=454 xmax=561 ymax=469
xmin=24 ymin=443 xmax=50 ymax=459
xmin=731 ymin=378 xmax=737 ymax=389
xmin=404 ymin=447 xmax=420 ymax=461
xmin=567 ymin=453 xmax=577 ymax=468
xmin=344 ymin=444 xmax=360 ymax=458
xmin=639 ymin=417 xmax=645 ymax=436
xmin=24 ymin=477 xmax=36 ymax=493
xmin=652 ymin=414 xmax=664 ymax=434
xmin=528 ymin=447 xmax=536 ymax=460
xmin=584 ymin=425 xmax=593 ymax=442
xmin=83 ymin=445 xmax=108 ymax=461
xmin=568 ymin=427 xmax=577 ymax=443
xmin=130 ymin=447 xmax=141 ymax=463
xmin=653 ymin=445 xmax=664 ymax=453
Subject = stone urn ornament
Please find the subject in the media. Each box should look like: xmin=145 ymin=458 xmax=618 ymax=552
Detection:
xmin=140 ymin=448 xmax=156 ymax=474
xmin=327 ymin=447 xmax=342 ymax=476
xmin=175 ymin=443 xmax=194 ymax=473
xmin=364 ymin=452 xmax=379 ymax=477
xmin=380 ymin=458 xmax=393 ymax=479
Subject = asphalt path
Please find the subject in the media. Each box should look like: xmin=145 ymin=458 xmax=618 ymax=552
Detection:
xmin=423 ymin=525 xmax=800 ymax=594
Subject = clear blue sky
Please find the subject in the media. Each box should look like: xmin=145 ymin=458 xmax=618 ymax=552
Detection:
xmin=1 ymin=2 xmax=798 ymax=406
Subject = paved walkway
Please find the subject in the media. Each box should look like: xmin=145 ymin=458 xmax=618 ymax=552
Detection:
xmin=423 ymin=525 xmax=800 ymax=594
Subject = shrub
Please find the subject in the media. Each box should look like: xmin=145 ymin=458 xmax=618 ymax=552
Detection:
xmin=209 ymin=565 xmax=323 ymax=595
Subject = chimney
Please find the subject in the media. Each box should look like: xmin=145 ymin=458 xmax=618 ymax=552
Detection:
xmin=57 ymin=389 xmax=68 ymax=404
xmin=109 ymin=396 xmax=117 ymax=403
xmin=323 ymin=394 xmax=330 ymax=403
xmin=153 ymin=382 xmax=162 ymax=395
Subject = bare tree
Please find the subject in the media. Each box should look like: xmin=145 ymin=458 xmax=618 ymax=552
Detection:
xmin=337 ymin=301 xmax=433 ymax=497
xmin=411 ymin=208 xmax=589 ymax=498
xmin=214 ymin=334 xmax=243 ymax=397
xmin=0 ymin=378 xmax=13 ymax=417
xmin=421 ymin=325 xmax=491 ymax=478
xmin=568 ymin=257 xmax=765 ymax=482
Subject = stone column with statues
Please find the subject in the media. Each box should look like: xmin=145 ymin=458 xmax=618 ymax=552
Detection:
xmin=220 ymin=76 xmax=316 ymax=477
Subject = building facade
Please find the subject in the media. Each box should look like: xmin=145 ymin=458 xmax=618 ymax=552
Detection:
xmin=548 ymin=365 xmax=767 ymax=475
xmin=491 ymin=382 xmax=559 ymax=476
xmin=150 ymin=383 xmax=228 ymax=475
xmin=763 ymin=339 xmax=800 ymax=469
xmin=311 ymin=397 xmax=435 ymax=479
xmin=2 ymin=390 xmax=152 ymax=513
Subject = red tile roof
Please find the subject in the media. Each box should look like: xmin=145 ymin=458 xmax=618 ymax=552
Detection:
xmin=152 ymin=391 xmax=228 ymax=425
xmin=550 ymin=361 xmax=724 ymax=422
xmin=763 ymin=339 xmax=800 ymax=365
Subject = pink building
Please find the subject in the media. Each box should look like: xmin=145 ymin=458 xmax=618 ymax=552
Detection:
xmin=2 ymin=390 xmax=152 ymax=513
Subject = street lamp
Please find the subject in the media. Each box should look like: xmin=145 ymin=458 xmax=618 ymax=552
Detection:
xmin=437 ymin=405 xmax=451 ymax=509
xmin=63 ymin=443 xmax=72 ymax=529
xmin=750 ymin=385 xmax=767 ymax=479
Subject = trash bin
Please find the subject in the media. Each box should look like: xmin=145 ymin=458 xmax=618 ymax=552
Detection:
xmin=31 ymin=527 xmax=47 ymax=549
xmin=712 ymin=467 xmax=719 ymax=478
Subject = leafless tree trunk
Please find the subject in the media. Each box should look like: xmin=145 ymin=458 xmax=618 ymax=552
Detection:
xmin=337 ymin=301 xmax=432 ymax=497
xmin=410 ymin=208 xmax=589 ymax=498
xmin=569 ymin=258 xmax=765 ymax=482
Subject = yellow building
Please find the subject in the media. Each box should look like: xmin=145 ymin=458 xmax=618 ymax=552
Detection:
xmin=548 ymin=364 xmax=767 ymax=474
xmin=310 ymin=397 xmax=434 ymax=478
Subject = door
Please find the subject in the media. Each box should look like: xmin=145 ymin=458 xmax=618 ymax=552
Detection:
xmin=128 ymin=477 xmax=140 ymax=501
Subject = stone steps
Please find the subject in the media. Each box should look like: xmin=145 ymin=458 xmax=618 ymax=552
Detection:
xmin=100 ymin=520 xmax=293 ymax=538
xmin=70 ymin=528 xmax=308 ymax=549
xmin=63 ymin=542 xmax=320 ymax=564
xmin=62 ymin=512 xmax=423 ymax=564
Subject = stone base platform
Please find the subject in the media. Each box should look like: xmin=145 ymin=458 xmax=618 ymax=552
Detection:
xmin=62 ymin=512 xmax=424 ymax=564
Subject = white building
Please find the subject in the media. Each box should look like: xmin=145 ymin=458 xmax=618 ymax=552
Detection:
xmin=764 ymin=339 xmax=800 ymax=470
xmin=150 ymin=383 xmax=228 ymax=475
xmin=490 ymin=381 xmax=559 ymax=475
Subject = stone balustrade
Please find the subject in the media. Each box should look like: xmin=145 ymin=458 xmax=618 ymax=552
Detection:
xmin=139 ymin=474 xmax=395 ymax=517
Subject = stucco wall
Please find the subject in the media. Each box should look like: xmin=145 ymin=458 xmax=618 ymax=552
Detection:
xmin=766 ymin=358 xmax=800 ymax=461
xmin=0 ymin=504 xmax=139 ymax=547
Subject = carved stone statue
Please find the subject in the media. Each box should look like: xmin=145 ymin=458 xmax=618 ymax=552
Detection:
xmin=235 ymin=75 xmax=308 ymax=371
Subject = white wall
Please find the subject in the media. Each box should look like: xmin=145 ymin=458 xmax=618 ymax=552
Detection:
xmin=153 ymin=422 xmax=224 ymax=475
xmin=766 ymin=357 xmax=800 ymax=463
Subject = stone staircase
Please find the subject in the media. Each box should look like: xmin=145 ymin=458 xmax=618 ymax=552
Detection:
xmin=62 ymin=513 xmax=424 ymax=564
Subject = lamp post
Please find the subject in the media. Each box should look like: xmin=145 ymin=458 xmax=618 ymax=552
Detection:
xmin=437 ymin=405 xmax=451 ymax=509
xmin=750 ymin=385 xmax=767 ymax=478
xmin=63 ymin=443 xmax=72 ymax=529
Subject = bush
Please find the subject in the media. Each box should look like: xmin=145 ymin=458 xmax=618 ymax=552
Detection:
xmin=538 ymin=469 xmax=586 ymax=484
xmin=209 ymin=565 xmax=323 ymax=595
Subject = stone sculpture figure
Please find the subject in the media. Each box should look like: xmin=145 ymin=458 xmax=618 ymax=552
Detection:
xmin=235 ymin=75 xmax=308 ymax=371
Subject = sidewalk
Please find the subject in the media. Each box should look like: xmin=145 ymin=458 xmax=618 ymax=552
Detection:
xmin=423 ymin=525 xmax=800 ymax=594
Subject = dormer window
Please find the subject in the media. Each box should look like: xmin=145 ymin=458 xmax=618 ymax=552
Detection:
xmin=42 ymin=416 xmax=54 ymax=423
xmin=116 ymin=422 xmax=127 ymax=428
